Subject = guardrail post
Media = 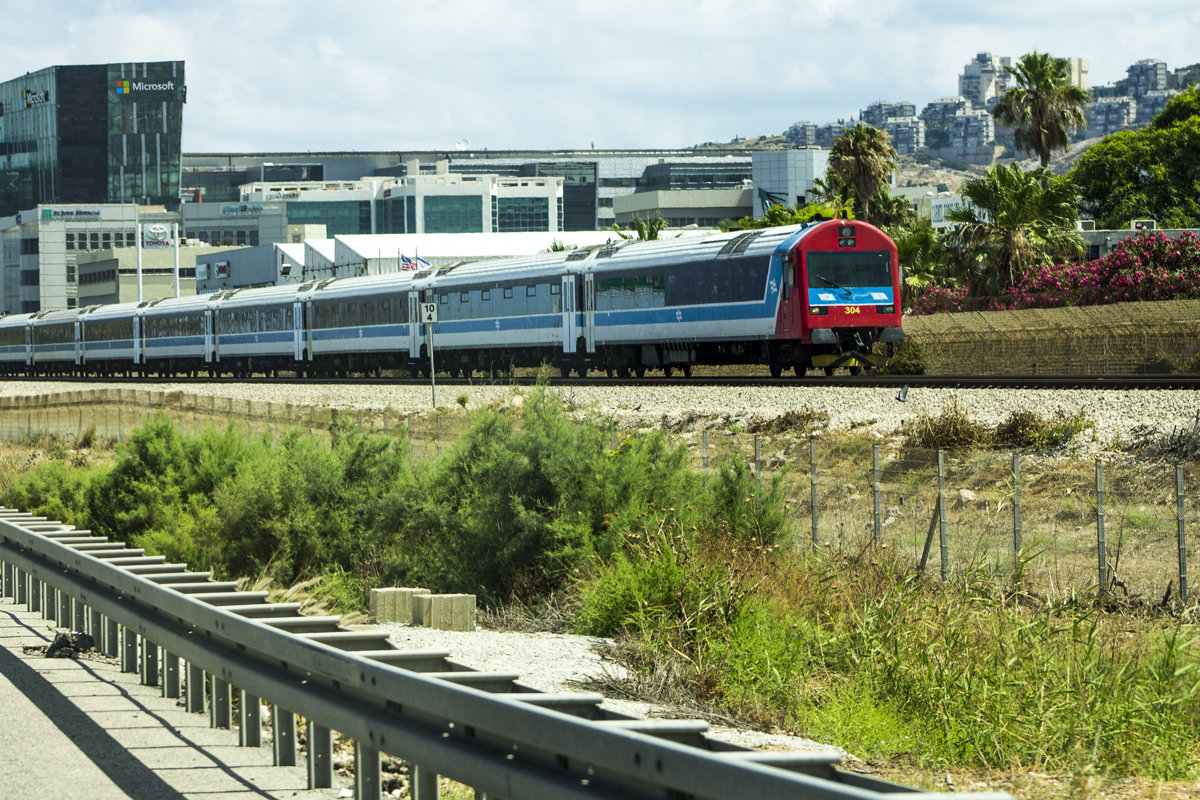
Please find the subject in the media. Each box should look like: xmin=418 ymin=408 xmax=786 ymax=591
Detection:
xmin=355 ymin=742 xmax=381 ymax=799
xmin=89 ymin=606 xmax=102 ymax=644
xmin=72 ymin=598 xmax=86 ymax=632
xmin=411 ymin=764 xmax=439 ymax=800
xmin=26 ymin=573 xmax=40 ymax=613
xmin=121 ymin=628 xmax=138 ymax=673
xmin=273 ymin=707 xmax=296 ymax=766
xmin=937 ymin=450 xmax=949 ymax=581
xmin=239 ymin=690 xmax=261 ymax=747
xmin=307 ymin=722 xmax=333 ymax=788
xmin=58 ymin=586 xmax=72 ymax=624
xmin=211 ymin=676 xmax=231 ymax=729
xmin=162 ymin=651 xmax=181 ymax=699
xmin=186 ymin=664 xmax=205 ymax=713
xmin=141 ymin=639 xmax=159 ymax=687
xmin=2 ymin=560 xmax=12 ymax=596
xmin=104 ymin=617 xmax=119 ymax=658
xmin=15 ymin=566 xmax=27 ymax=605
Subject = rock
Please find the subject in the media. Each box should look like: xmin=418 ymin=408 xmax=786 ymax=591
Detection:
xmin=44 ymin=631 xmax=95 ymax=658
xmin=956 ymin=489 xmax=977 ymax=505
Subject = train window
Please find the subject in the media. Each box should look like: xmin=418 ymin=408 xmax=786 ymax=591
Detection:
xmin=439 ymin=294 xmax=448 ymax=304
xmin=504 ymin=287 xmax=513 ymax=299
xmin=460 ymin=292 xmax=469 ymax=303
xmin=482 ymin=290 xmax=490 ymax=302
xmin=526 ymin=286 xmax=537 ymax=298
xmin=550 ymin=284 xmax=560 ymax=295
xmin=806 ymin=251 xmax=891 ymax=288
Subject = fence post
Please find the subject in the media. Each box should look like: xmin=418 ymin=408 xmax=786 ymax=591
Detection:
xmin=872 ymin=444 xmax=881 ymax=541
xmin=1177 ymin=464 xmax=1188 ymax=606
xmin=809 ymin=437 xmax=819 ymax=552
xmin=754 ymin=435 xmax=762 ymax=513
xmin=701 ymin=430 xmax=709 ymax=479
xmin=938 ymin=449 xmax=949 ymax=581
xmin=1012 ymin=452 xmax=1022 ymax=566
xmin=1096 ymin=459 xmax=1107 ymax=596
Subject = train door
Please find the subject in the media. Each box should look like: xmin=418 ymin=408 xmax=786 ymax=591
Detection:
xmin=204 ymin=309 xmax=217 ymax=364
xmin=24 ymin=323 xmax=32 ymax=367
xmin=778 ymin=250 xmax=798 ymax=335
xmin=583 ymin=271 xmax=596 ymax=353
xmin=292 ymin=300 xmax=305 ymax=361
xmin=561 ymin=274 xmax=577 ymax=354
xmin=133 ymin=314 xmax=143 ymax=365
xmin=74 ymin=319 xmax=83 ymax=366
xmin=407 ymin=292 xmax=421 ymax=358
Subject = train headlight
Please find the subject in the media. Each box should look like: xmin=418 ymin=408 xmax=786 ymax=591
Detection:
xmin=837 ymin=225 xmax=854 ymax=238
xmin=809 ymin=305 xmax=829 ymax=316
xmin=875 ymin=304 xmax=895 ymax=314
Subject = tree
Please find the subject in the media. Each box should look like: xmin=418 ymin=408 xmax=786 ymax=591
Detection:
xmin=827 ymin=124 xmax=897 ymax=223
xmin=1070 ymin=98 xmax=1200 ymax=229
xmin=729 ymin=197 xmax=853 ymax=230
xmin=944 ymin=163 xmax=1083 ymax=296
xmin=888 ymin=218 xmax=948 ymax=302
xmin=991 ymin=51 xmax=1091 ymax=167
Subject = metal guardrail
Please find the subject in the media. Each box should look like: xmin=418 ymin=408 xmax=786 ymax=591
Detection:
xmin=0 ymin=508 xmax=1012 ymax=800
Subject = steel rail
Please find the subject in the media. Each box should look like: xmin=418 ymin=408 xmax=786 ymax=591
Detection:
xmin=0 ymin=509 xmax=1011 ymax=800
xmin=5 ymin=372 xmax=1199 ymax=390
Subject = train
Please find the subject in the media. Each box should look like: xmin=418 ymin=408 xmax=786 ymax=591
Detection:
xmin=0 ymin=219 xmax=903 ymax=379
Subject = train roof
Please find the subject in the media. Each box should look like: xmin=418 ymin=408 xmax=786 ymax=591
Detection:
xmin=411 ymin=224 xmax=815 ymax=287
xmin=211 ymin=283 xmax=305 ymax=309
xmin=0 ymin=312 xmax=36 ymax=329
xmin=80 ymin=301 xmax=142 ymax=322
xmin=136 ymin=295 xmax=217 ymax=316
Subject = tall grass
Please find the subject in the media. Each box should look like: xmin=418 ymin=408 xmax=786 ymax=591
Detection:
xmin=578 ymin=538 xmax=1200 ymax=780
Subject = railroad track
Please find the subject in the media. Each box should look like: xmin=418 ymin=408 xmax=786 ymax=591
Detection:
xmin=0 ymin=508 xmax=1009 ymax=799
xmin=6 ymin=372 xmax=1200 ymax=390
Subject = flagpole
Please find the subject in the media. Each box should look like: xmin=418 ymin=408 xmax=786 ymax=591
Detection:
xmin=136 ymin=222 xmax=143 ymax=302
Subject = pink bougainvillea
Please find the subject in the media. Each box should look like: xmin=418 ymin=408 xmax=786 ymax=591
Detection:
xmin=908 ymin=232 xmax=1200 ymax=315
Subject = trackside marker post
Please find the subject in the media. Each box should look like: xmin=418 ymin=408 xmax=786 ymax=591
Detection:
xmin=421 ymin=302 xmax=438 ymax=407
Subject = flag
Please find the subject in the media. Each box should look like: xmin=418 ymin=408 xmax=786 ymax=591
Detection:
xmin=400 ymin=254 xmax=431 ymax=271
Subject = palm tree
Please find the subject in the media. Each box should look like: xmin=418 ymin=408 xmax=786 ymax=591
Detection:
xmin=945 ymin=163 xmax=1083 ymax=296
xmin=827 ymin=124 xmax=897 ymax=223
xmin=992 ymin=51 xmax=1091 ymax=167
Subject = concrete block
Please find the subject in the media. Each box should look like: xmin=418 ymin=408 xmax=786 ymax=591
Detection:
xmin=427 ymin=594 xmax=476 ymax=632
xmin=396 ymin=588 xmax=430 ymax=624
xmin=413 ymin=593 xmax=432 ymax=627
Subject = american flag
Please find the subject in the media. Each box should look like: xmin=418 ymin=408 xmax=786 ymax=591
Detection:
xmin=400 ymin=254 xmax=430 ymax=271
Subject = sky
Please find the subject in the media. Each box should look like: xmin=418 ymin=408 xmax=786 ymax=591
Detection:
xmin=5 ymin=0 xmax=1199 ymax=154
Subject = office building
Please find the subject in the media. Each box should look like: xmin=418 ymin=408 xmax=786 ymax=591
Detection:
xmin=0 ymin=61 xmax=186 ymax=219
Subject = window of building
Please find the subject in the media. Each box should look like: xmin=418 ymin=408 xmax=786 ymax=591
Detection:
xmin=65 ymin=233 xmax=75 ymax=250
xmin=90 ymin=233 xmax=100 ymax=249
xmin=102 ymin=232 xmax=112 ymax=249
xmin=423 ymin=195 xmax=483 ymax=234
xmin=495 ymin=196 xmax=550 ymax=233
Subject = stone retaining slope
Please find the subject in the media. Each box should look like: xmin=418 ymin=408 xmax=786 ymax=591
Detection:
xmin=905 ymin=299 xmax=1200 ymax=375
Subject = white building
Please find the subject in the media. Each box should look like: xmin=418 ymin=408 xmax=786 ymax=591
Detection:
xmin=750 ymin=149 xmax=831 ymax=218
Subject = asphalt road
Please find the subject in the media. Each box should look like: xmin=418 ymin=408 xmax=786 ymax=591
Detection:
xmin=0 ymin=596 xmax=349 ymax=799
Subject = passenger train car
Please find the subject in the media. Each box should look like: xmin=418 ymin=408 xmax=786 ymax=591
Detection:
xmin=0 ymin=219 xmax=903 ymax=379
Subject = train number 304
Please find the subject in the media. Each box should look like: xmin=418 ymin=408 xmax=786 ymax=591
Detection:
xmin=844 ymin=306 xmax=861 ymax=315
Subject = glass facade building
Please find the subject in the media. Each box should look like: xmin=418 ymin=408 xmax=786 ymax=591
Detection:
xmin=0 ymin=61 xmax=185 ymax=218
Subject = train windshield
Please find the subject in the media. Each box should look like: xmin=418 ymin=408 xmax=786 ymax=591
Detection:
xmin=806 ymin=251 xmax=892 ymax=288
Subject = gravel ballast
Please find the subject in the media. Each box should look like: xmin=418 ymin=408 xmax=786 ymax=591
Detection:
xmin=2 ymin=380 xmax=1195 ymax=452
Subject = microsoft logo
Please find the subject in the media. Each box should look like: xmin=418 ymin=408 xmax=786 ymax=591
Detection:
xmin=115 ymin=80 xmax=131 ymax=94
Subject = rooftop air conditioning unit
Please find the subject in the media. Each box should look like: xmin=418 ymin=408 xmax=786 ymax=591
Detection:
xmin=1131 ymin=219 xmax=1156 ymax=231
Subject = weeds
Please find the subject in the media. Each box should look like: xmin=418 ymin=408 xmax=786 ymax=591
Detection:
xmin=904 ymin=401 xmax=1091 ymax=451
